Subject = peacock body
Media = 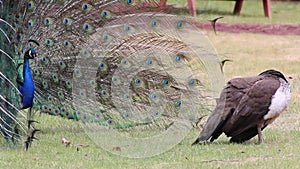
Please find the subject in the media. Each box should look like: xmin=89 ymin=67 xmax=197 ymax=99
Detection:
xmin=0 ymin=0 xmax=224 ymax=154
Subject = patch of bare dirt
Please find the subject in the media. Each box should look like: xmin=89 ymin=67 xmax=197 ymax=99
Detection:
xmin=196 ymin=22 xmax=300 ymax=35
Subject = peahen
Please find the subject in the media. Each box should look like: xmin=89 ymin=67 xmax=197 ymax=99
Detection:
xmin=0 ymin=0 xmax=224 ymax=152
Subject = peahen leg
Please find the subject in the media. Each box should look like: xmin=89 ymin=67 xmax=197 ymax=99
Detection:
xmin=257 ymin=121 xmax=264 ymax=144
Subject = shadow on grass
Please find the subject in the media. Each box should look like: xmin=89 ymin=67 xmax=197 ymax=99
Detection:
xmin=193 ymin=139 xmax=259 ymax=146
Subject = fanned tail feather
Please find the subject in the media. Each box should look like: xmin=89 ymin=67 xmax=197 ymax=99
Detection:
xmin=0 ymin=10 xmax=30 ymax=146
xmin=0 ymin=0 xmax=224 ymax=148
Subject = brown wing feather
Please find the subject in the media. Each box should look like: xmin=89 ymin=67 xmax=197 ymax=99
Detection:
xmin=192 ymin=76 xmax=261 ymax=144
xmin=222 ymin=77 xmax=280 ymax=142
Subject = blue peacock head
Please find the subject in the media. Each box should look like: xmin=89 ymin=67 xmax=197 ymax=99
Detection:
xmin=24 ymin=40 xmax=39 ymax=59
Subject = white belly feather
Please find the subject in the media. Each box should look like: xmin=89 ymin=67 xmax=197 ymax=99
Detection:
xmin=264 ymin=79 xmax=291 ymax=121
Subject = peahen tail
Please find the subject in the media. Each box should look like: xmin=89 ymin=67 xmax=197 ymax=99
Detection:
xmin=0 ymin=0 xmax=224 ymax=148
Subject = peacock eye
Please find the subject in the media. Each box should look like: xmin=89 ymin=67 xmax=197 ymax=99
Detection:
xmin=177 ymin=21 xmax=183 ymax=29
xmin=28 ymin=1 xmax=35 ymax=10
xmin=102 ymin=11 xmax=107 ymax=17
xmin=189 ymin=79 xmax=196 ymax=85
xmin=82 ymin=3 xmax=92 ymax=12
xmin=175 ymin=55 xmax=181 ymax=62
xmin=103 ymin=34 xmax=108 ymax=40
xmin=55 ymin=109 xmax=60 ymax=115
xmin=126 ymin=0 xmax=133 ymax=5
xmin=101 ymin=10 xmax=111 ymax=19
xmin=27 ymin=19 xmax=35 ymax=28
xmin=80 ymin=49 xmax=91 ymax=58
xmin=90 ymin=80 xmax=96 ymax=87
xmin=176 ymin=101 xmax=182 ymax=107
xmin=42 ymin=80 xmax=48 ymax=89
xmin=52 ymin=73 xmax=59 ymax=83
xmin=98 ymin=61 xmax=108 ymax=71
xmin=64 ymin=41 xmax=69 ymax=46
xmin=188 ymin=79 xmax=203 ymax=87
xmin=65 ymin=80 xmax=72 ymax=89
xmin=48 ymin=95 xmax=53 ymax=101
xmin=122 ymin=59 xmax=127 ymax=65
xmin=45 ymin=39 xmax=54 ymax=46
xmin=63 ymin=40 xmax=73 ymax=48
xmin=112 ymin=76 xmax=121 ymax=85
xmin=150 ymin=93 xmax=157 ymax=100
xmin=147 ymin=59 xmax=153 ymax=65
xmin=58 ymin=91 xmax=64 ymax=98
xmin=82 ymin=23 xmax=93 ymax=33
xmin=33 ymin=68 xmax=40 ymax=76
xmin=101 ymin=90 xmax=109 ymax=99
xmin=101 ymin=90 xmax=107 ymax=95
xmin=135 ymin=78 xmax=141 ymax=85
xmin=44 ymin=17 xmax=54 ymax=26
xmin=79 ymin=89 xmax=86 ymax=97
xmin=151 ymin=20 xmax=157 ymax=27
xmin=163 ymin=79 xmax=169 ymax=86
xmin=73 ymin=69 xmax=81 ymax=78
xmin=43 ymin=105 xmax=48 ymax=111
xmin=124 ymin=93 xmax=130 ymax=99
xmin=124 ymin=25 xmax=130 ymax=31
xmin=120 ymin=58 xmax=131 ymax=68
xmin=58 ymin=60 xmax=66 ymax=70
xmin=62 ymin=17 xmax=73 ymax=26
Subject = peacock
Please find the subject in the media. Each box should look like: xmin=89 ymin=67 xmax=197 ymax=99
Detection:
xmin=0 ymin=0 xmax=224 ymax=154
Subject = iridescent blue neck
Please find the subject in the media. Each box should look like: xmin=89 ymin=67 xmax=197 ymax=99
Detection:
xmin=20 ymin=58 xmax=35 ymax=109
xmin=23 ymin=58 xmax=33 ymax=82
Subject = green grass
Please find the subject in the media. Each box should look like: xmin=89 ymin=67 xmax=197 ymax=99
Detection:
xmin=168 ymin=0 xmax=300 ymax=24
xmin=1 ymin=114 xmax=300 ymax=169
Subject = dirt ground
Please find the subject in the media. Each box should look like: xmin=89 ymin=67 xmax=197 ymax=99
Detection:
xmin=197 ymin=22 xmax=300 ymax=35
